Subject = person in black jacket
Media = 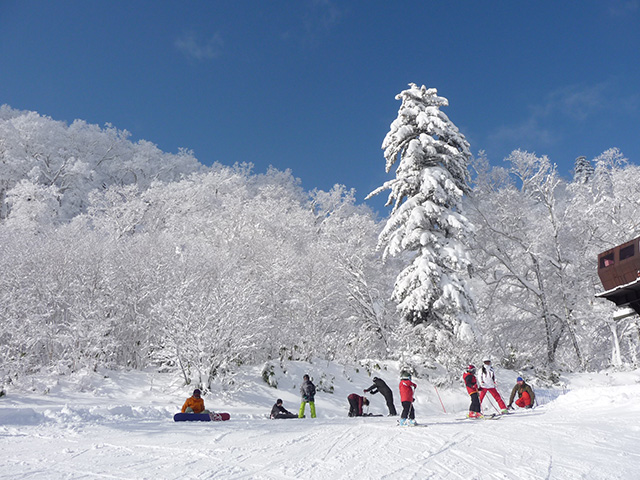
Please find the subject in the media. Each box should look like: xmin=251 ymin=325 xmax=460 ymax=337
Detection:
xmin=347 ymin=393 xmax=370 ymax=416
xmin=299 ymin=374 xmax=317 ymax=418
xmin=270 ymin=399 xmax=298 ymax=419
xmin=364 ymin=376 xmax=397 ymax=416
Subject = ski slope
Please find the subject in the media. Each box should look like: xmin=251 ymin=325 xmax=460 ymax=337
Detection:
xmin=1 ymin=364 xmax=639 ymax=479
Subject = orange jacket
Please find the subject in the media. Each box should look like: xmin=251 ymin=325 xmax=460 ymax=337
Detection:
xmin=181 ymin=396 xmax=205 ymax=413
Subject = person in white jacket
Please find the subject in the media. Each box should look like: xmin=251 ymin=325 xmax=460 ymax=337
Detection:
xmin=479 ymin=358 xmax=508 ymax=413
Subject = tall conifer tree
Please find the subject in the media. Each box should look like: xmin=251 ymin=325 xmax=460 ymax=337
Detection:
xmin=368 ymin=84 xmax=475 ymax=338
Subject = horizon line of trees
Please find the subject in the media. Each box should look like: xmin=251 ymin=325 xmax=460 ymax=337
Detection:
xmin=1 ymin=104 xmax=638 ymax=389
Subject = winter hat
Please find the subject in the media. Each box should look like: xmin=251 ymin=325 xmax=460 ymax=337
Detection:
xmin=276 ymin=398 xmax=283 ymax=404
xmin=483 ymin=357 xmax=491 ymax=363
xmin=516 ymin=377 xmax=524 ymax=382
xmin=467 ymin=364 xmax=476 ymax=373
xmin=193 ymin=389 xmax=201 ymax=396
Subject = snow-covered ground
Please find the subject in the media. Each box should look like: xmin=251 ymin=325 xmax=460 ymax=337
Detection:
xmin=1 ymin=362 xmax=639 ymax=479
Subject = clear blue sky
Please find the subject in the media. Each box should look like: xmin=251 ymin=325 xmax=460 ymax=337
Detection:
xmin=1 ymin=1 xmax=639 ymax=214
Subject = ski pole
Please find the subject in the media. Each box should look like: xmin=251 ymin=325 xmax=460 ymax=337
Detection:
xmin=486 ymin=393 xmax=500 ymax=414
xmin=433 ymin=385 xmax=447 ymax=413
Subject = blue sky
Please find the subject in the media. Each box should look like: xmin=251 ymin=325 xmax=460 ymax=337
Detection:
xmin=1 ymin=1 xmax=639 ymax=214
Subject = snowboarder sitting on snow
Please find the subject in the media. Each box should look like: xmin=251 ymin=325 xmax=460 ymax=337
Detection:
xmin=299 ymin=374 xmax=317 ymax=418
xmin=508 ymin=377 xmax=535 ymax=409
xmin=479 ymin=358 xmax=508 ymax=414
xmin=270 ymin=399 xmax=298 ymax=419
xmin=463 ymin=365 xmax=483 ymax=418
xmin=181 ymin=389 xmax=210 ymax=414
xmin=364 ymin=376 xmax=397 ymax=416
xmin=347 ymin=393 xmax=370 ymax=417
xmin=398 ymin=372 xmax=417 ymax=426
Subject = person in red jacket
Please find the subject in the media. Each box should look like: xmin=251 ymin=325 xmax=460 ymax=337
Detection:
xmin=462 ymin=365 xmax=482 ymax=418
xmin=347 ymin=393 xmax=370 ymax=416
xmin=398 ymin=372 xmax=417 ymax=426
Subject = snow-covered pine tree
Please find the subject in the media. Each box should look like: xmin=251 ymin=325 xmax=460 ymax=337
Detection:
xmin=367 ymin=83 xmax=475 ymax=343
xmin=573 ymin=156 xmax=594 ymax=184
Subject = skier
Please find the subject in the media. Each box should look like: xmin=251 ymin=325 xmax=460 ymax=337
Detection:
xmin=347 ymin=393 xmax=370 ymax=417
xmin=364 ymin=376 xmax=397 ymax=416
xmin=181 ymin=388 xmax=210 ymax=414
xmin=398 ymin=372 xmax=417 ymax=426
xmin=270 ymin=399 xmax=298 ymax=419
xmin=508 ymin=377 xmax=535 ymax=409
xmin=463 ymin=365 xmax=483 ymax=418
xmin=479 ymin=358 xmax=508 ymax=414
xmin=298 ymin=374 xmax=317 ymax=418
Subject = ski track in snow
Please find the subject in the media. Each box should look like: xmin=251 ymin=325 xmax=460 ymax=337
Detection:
xmin=1 ymin=368 xmax=640 ymax=479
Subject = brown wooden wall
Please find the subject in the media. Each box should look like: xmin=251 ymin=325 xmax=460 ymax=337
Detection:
xmin=598 ymin=236 xmax=640 ymax=291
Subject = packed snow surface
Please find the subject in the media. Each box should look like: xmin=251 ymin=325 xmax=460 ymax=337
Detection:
xmin=1 ymin=363 xmax=639 ymax=479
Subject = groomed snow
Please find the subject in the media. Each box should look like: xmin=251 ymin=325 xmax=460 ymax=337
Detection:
xmin=1 ymin=363 xmax=639 ymax=479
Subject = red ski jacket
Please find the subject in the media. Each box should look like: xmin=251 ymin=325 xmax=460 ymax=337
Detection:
xmin=463 ymin=372 xmax=479 ymax=395
xmin=399 ymin=379 xmax=416 ymax=402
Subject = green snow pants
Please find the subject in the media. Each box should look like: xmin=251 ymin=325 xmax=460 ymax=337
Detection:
xmin=299 ymin=401 xmax=316 ymax=418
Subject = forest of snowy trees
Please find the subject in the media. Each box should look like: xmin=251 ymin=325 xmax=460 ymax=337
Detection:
xmin=1 ymin=101 xmax=639 ymax=390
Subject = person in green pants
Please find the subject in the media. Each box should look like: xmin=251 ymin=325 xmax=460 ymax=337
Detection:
xmin=299 ymin=374 xmax=317 ymax=418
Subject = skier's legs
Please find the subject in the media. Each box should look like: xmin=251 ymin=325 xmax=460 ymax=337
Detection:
xmin=479 ymin=388 xmax=487 ymax=406
xmin=384 ymin=393 xmax=397 ymax=415
xmin=488 ymin=388 xmax=507 ymax=409
xmin=400 ymin=401 xmax=412 ymax=419
xmin=469 ymin=392 xmax=481 ymax=413
xmin=299 ymin=402 xmax=306 ymax=418
xmin=409 ymin=403 xmax=415 ymax=420
xmin=309 ymin=401 xmax=316 ymax=418
xmin=516 ymin=391 xmax=531 ymax=408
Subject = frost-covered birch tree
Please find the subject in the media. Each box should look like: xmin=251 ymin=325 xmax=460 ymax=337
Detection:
xmin=367 ymin=83 xmax=475 ymax=355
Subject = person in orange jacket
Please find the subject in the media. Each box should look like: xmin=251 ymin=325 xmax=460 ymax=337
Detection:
xmin=181 ymin=389 xmax=210 ymax=414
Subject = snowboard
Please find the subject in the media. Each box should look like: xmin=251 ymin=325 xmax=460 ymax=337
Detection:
xmin=174 ymin=412 xmax=230 ymax=422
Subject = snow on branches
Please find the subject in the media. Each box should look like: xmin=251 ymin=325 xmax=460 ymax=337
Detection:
xmin=368 ymin=83 xmax=476 ymax=359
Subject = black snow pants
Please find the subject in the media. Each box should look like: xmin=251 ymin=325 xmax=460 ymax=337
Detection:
xmin=469 ymin=392 xmax=481 ymax=413
xmin=400 ymin=401 xmax=415 ymax=420
xmin=381 ymin=389 xmax=397 ymax=416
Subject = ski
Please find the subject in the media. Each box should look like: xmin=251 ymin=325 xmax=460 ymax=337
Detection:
xmin=397 ymin=420 xmax=427 ymax=427
xmin=456 ymin=413 xmax=502 ymax=421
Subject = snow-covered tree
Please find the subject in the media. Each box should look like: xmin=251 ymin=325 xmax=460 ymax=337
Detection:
xmin=573 ymin=156 xmax=594 ymax=184
xmin=367 ymin=83 xmax=475 ymax=354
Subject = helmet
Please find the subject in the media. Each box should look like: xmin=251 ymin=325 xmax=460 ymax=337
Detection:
xmin=516 ymin=377 xmax=524 ymax=382
xmin=373 ymin=377 xmax=379 ymax=382
xmin=193 ymin=389 xmax=201 ymax=397
xmin=482 ymin=357 xmax=491 ymax=363
xmin=467 ymin=365 xmax=476 ymax=374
